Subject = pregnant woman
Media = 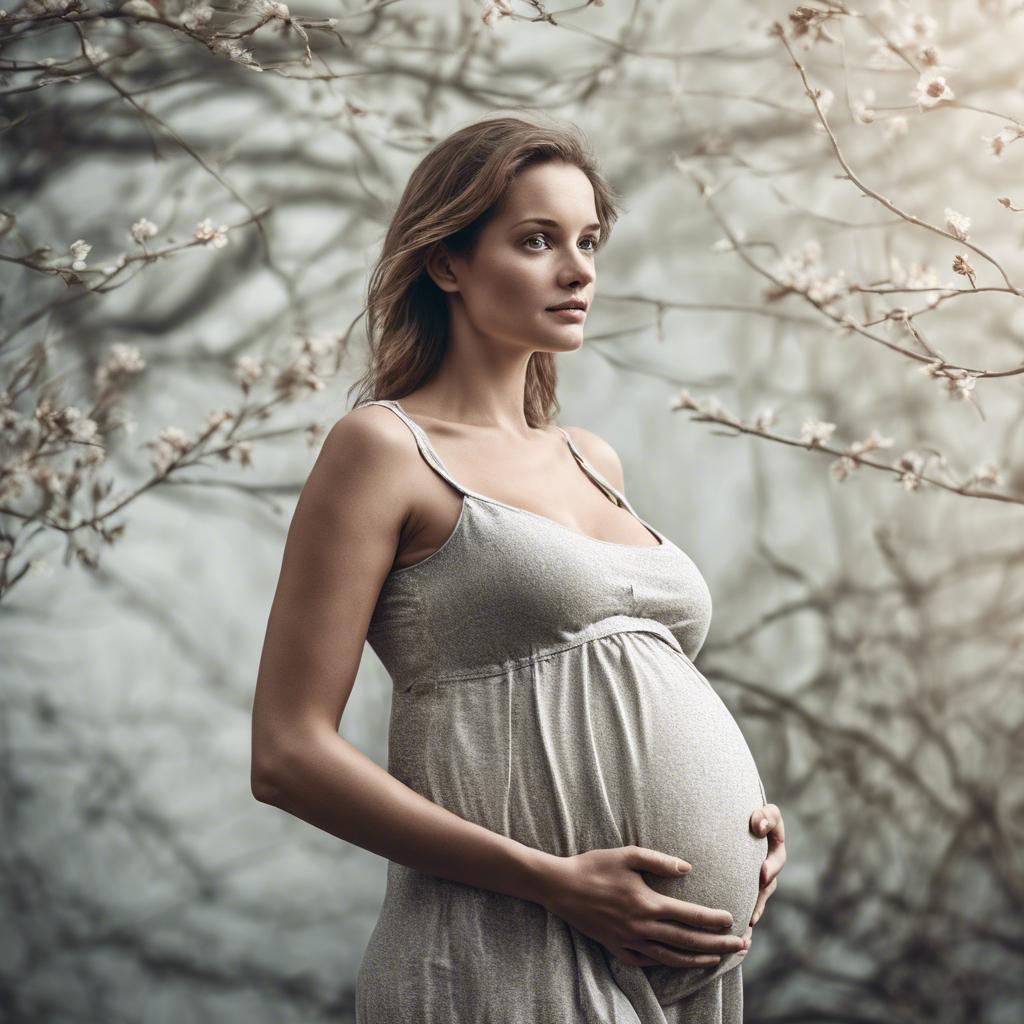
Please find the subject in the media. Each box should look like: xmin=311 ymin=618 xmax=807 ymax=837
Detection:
xmin=250 ymin=113 xmax=786 ymax=1023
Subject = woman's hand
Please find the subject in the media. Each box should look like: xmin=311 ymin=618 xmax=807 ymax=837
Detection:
xmin=537 ymin=846 xmax=750 ymax=968
xmin=747 ymin=803 xmax=786 ymax=931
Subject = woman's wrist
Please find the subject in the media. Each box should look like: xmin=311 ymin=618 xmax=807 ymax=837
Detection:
xmin=509 ymin=842 xmax=564 ymax=909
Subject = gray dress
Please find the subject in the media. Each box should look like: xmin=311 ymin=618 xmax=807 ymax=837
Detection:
xmin=356 ymin=399 xmax=768 ymax=1023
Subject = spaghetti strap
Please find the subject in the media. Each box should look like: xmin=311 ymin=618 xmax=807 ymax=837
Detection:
xmin=363 ymin=399 xmax=471 ymax=497
xmin=555 ymin=426 xmax=642 ymax=518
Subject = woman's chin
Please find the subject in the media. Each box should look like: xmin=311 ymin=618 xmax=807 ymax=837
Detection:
xmin=536 ymin=328 xmax=585 ymax=353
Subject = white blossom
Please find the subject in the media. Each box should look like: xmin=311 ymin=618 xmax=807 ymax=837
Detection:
xmin=895 ymin=450 xmax=926 ymax=491
xmin=130 ymin=217 xmax=158 ymax=244
xmin=180 ymin=2 xmax=213 ymax=29
xmin=773 ymin=239 xmax=846 ymax=306
xmin=831 ymin=456 xmax=856 ymax=482
xmin=944 ymin=369 xmax=979 ymax=401
xmin=273 ymin=353 xmax=325 ymax=400
xmin=912 ymin=71 xmax=954 ymax=109
xmin=800 ymin=419 xmax=836 ymax=447
xmin=852 ymin=101 xmax=875 ymax=125
xmin=852 ymin=88 xmax=876 ymax=125
xmin=69 ymin=238 xmax=91 ymax=271
xmin=205 ymin=408 xmax=234 ymax=431
xmin=159 ymin=426 xmax=189 ymax=451
xmin=754 ymin=408 xmax=777 ymax=431
xmin=971 ymin=461 xmax=1003 ymax=487
xmin=672 ymin=388 xmax=700 ymax=412
xmin=290 ymin=334 xmax=337 ymax=360
xmin=889 ymin=254 xmax=944 ymax=306
xmin=95 ymin=343 xmax=146 ymax=390
xmin=481 ymin=0 xmax=514 ymax=29
xmin=147 ymin=426 xmax=190 ymax=473
xmin=56 ymin=406 xmax=100 ymax=442
xmin=83 ymin=39 xmax=109 ymax=64
xmin=209 ymin=38 xmax=259 ymax=67
xmin=944 ymin=208 xmax=970 ymax=241
xmin=848 ymin=429 xmax=894 ymax=456
xmin=257 ymin=0 xmax=290 ymax=17
xmin=236 ymin=355 xmax=265 ymax=392
xmin=983 ymin=126 xmax=1023 ymax=160
xmin=194 ymin=217 xmax=229 ymax=249
xmin=31 ymin=464 xmax=64 ymax=496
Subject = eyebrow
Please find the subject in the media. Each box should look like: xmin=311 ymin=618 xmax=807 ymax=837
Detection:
xmin=512 ymin=217 xmax=602 ymax=233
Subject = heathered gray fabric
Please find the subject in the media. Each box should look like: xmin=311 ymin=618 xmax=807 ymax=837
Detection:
xmin=356 ymin=399 xmax=768 ymax=1023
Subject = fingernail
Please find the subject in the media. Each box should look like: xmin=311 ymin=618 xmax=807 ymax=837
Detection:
xmin=676 ymin=859 xmax=691 ymax=873
xmin=759 ymin=820 xmax=769 ymax=834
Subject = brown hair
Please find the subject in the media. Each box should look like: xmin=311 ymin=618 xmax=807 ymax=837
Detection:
xmin=347 ymin=111 xmax=626 ymax=427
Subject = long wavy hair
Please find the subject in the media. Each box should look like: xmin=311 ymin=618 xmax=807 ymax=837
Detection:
xmin=347 ymin=112 xmax=626 ymax=427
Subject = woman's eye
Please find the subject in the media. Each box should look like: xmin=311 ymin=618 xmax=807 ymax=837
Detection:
xmin=524 ymin=234 xmax=599 ymax=252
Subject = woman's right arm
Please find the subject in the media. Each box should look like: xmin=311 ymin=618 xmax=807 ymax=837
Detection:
xmin=249 ymin=407 xmax=746 ymax=968
xmin=249 ymin=406 xmax=554 ymax=906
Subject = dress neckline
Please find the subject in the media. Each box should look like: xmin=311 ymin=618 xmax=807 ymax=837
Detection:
xmin=384 ymin=399 xmax=667 ymax=551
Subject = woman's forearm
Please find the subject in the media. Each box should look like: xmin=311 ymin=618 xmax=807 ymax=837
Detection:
xmin=253 ymin=731 xmax=558 ymax=906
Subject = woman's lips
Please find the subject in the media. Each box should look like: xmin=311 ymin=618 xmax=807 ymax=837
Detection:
xmin=547 ymin=308 xmax=586 ymax=321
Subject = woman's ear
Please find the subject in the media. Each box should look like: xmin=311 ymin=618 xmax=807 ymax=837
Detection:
xmin=424 ymin=242 xmax=460 ymax=295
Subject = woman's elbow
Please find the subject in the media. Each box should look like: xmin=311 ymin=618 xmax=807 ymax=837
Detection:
xmin=251 ymin=763 xmax=282 ymax=805
xmin=250 ymin=740 xmax=292 ymax=805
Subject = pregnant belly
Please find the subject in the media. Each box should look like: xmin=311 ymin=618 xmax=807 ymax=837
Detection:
xmin=611 ymin=631 xmax=768 ymax=1002
xmin=407 ymin=628 xmax=768 ymax=1002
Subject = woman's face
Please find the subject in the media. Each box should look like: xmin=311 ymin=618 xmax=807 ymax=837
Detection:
xmin=431 ymin=160 xmax=601 ymax=355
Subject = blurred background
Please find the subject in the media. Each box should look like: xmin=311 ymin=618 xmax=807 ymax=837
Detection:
xmin=2 ymin=0 xmax=1023 ymax=1021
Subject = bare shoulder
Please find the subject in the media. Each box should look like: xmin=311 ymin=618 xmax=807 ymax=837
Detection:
xmin=302 ymin=402 xmax=423 ymax=523
xmin=560 ymin=424 xmax=626 ymax=492
xmin=316 ymin=402 xmax=419 ymax=478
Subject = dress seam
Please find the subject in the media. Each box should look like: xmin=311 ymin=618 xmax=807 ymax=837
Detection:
xmin=431 ymin=618 xmax=682 ymax=684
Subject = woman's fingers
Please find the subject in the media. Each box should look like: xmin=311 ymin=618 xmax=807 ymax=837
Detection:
xmin=748 ymin=802 xmax=785 ymax=927
xmin=749 ymin=886 xmax=768 ymax=927
xmin=630 ymin=942 xmax=726 ymax=968
xmin=751 ymin=803 xmax=787 ymax=886
xmin=735 ymin=923 xmax=754 ymax=960
xmin=761 ymin=844 xmax=787 ymax=885
xmin=750 ymin=802 xmax=783 ymax=840
xmin=642 ymin=920 xmax=748 ymax=957
xmin=750 ymin=805 xmax=771 ymax=836
xmin=760 ymin=824 xmax=787 ymax=885
xmin=750 ymin=876 xmax=777 ymax=925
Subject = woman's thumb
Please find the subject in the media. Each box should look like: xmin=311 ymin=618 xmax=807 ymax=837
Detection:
xmin=627 ymin=845 xmax=692 ymax=876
